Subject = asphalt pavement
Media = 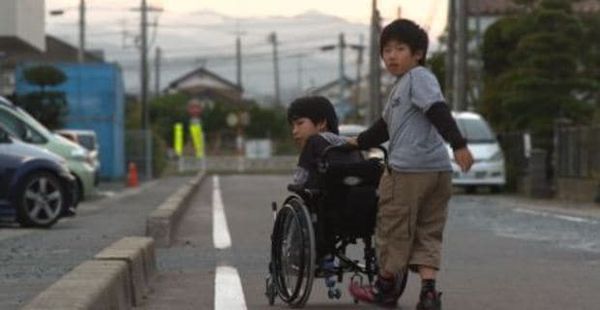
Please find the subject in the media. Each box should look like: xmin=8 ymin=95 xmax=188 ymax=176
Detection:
xmin=138 ymin=174 xmax=600 ymax=310
xmin=0 ymin=176 xmax=194 ymax=310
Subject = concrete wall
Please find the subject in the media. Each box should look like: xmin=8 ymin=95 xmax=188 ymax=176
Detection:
xmin=0 ymin=0 xmax=45 ymax=51
xmin=557 ymin=178 xmax=599 ymax=203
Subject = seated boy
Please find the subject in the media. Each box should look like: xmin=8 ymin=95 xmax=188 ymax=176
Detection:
xmin=287 ymin=96 xmax=349 ymax=273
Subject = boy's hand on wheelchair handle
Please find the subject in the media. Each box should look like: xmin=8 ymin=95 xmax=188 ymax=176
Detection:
xmin=345 ymin=137 xmax=358 ymax=147
xmin=454 ymin=147 xmax=474 ymax=172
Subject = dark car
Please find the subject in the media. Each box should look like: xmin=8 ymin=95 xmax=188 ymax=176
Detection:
xmin=0 ymin=125 xmax=77 ymax=228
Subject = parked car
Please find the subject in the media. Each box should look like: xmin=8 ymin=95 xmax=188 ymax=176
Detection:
xmin=0 ymin=125 xmax=77 ymax=227
xmin=0 ymin=96 xmax=96 ymax=202
xmin=449 ymin=111 xmax=506 ymax=193
xmin=55 ymin=129 xmax=100 ymax=185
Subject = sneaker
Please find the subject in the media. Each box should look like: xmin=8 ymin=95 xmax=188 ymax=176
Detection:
xmin=318 ymin=255 xmax=337 ymax=275
xmin=348 ymin=279 xmax=398 ymax=308
xmin=416 ymin=289 xmax=442 ymax=310
xmin=319 ymin=256 xmax=337 ymax=287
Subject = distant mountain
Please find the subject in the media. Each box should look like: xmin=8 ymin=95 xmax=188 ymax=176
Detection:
xmin=48 ymin=9 xmax=372 ymax=103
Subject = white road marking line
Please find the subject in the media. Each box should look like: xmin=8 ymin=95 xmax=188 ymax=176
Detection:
xmin=513 ymin=208 xmax=597 ymax=224
xmin=215 ymin=265 xmax=247 ymax=310
xmin=212 ymin=175 xmax=232 ymax=249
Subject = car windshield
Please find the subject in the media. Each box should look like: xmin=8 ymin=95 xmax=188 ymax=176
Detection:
xmin=456 ymin=118 xmax=496 ymax=143
xmin=77 ymin=135 xmax=96 ymax=151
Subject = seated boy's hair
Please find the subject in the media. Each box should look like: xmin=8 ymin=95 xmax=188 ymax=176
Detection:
xmin=287 ymin=96 xmax=339 ymax=134
xmin=380 ymin=19 xmax=428 ymax=65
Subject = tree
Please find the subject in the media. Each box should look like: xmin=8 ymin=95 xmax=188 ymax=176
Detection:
xmin=23 ymin=65 xmax=67 ymax=93
xmin=480 ymin=0 xmax=597 ymax=146
xmin=18 ymin=64 xmax=68 ymax=129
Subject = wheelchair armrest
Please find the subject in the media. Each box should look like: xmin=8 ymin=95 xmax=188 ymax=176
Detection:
xmin=287 ymin=184 xmax=320 ymax=199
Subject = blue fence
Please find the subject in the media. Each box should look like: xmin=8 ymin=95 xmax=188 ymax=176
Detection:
xmin=16 ymin=63 xmax=125 ymax=180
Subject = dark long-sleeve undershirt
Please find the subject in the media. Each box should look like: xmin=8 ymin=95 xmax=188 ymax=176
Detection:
xmin=425 ymin=101 xmax=467 ymax=150
xmin=356 ymin=102 xmax=467 ymax=151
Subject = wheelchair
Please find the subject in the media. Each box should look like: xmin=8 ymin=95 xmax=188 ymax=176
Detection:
xmin=265 ymin=145 xmax=408 ymax=307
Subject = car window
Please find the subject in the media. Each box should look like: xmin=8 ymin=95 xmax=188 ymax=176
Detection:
xmin=0 ymin=109 xmax=47 ymax=144
xmin=14 ymin=106 xmax=52 ymax=136
xmin=0 ymin=127 xmax=10 ymax=143
xmin=77 ymin=135 xmax=96 ymax=151
xmin=456 ymin=118 xmax=496 ymax=143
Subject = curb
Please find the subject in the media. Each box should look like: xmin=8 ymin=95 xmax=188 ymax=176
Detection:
xmin=95 ymin=237 xmax=156 ymax=306
xmin=23 ymin=237 xmax=156 ymax=310
xmin=145 ymin=171 xmax=206 ymax=247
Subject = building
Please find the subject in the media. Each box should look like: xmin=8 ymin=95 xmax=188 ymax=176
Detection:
xmin=166 ymin=67 xmax=244 ymax=106
xmin=0 ymin=0 xmax=102 ymax=96
xmin=0 ymin=0 xmax=124 ymax=180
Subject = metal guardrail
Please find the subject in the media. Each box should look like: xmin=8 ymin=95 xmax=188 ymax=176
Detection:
xmin=188 ymin=156 xmax=297 ymax=173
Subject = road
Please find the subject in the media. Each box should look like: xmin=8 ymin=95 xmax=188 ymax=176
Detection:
xmin=139 ymin=175 xmax=600 ymax=310
xmin=0 ymin=176 xmax=194 ymax=310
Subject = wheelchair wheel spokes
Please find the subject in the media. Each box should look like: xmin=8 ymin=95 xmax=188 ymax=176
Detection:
xmin=270 ymin=197 xmax=315 ymax=308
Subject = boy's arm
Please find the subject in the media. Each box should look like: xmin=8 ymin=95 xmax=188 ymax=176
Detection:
xmin=355 ymin=118 xmax=389 ymax=150
xmin=425 ymin=102 xmax=473 ymax=172
xmin=425 ymin=102 xmax=466 ymax=150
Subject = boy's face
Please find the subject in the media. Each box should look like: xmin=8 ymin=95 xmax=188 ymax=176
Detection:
xmin=382 ymin=40 xmax=422 ymax=76
xmin=291 ymin=117 xmax=327 ymax=148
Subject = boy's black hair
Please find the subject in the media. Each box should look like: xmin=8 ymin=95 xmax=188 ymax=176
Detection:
xmin=287 ymin=96 xmax=339 ymax=134
xmin=380 ymin=19 xmax=428 ymax=65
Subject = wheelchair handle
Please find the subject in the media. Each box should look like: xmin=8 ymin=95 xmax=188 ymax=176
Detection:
xmin=321 ymin=144 xmax=388 ymax=164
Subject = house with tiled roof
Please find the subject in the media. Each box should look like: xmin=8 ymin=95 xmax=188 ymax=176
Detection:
xmin=167 ymin=67 xmax=245 ymax=106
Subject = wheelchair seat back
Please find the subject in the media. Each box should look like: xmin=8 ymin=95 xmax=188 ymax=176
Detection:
xmin=316 ymin=147 xmax=384 ymax=238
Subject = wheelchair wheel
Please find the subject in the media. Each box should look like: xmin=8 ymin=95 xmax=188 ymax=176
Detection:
xmin=271 ymin=197 xmax=315 ymax=307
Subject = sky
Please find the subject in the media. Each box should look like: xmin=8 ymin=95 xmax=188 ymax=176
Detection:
xmin=44 ymin=0 xmax=450 ymax=96
xmin=46 ymin=0 xmax=449 ymax=38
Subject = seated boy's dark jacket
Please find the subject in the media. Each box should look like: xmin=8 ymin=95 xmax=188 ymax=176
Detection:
xmin=356 ymin=101 xmax=466 ymax=151
xmin=294 ymin=132 xmax=349 ymax=189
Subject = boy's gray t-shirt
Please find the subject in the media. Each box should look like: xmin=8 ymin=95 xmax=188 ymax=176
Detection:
xmin=382 ymin=66 xmax=452 ymax=172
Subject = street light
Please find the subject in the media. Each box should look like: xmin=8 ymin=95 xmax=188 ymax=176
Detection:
xmin=49 ymin=1 xmax=86 ymax=63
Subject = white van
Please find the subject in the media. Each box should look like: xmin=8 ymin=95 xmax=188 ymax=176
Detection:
xmin=449 ymin=111 xmax=506 ymax=193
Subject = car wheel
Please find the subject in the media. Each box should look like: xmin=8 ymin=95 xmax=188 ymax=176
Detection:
xmin=15 ymin=172 xmax=65 ymax=228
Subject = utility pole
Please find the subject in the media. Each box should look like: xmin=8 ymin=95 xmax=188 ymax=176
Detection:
xmin=338 ymin=33 xmax=346 ymax=105
xmin=320 ymin=33 xmax=355 ymax=105
xmin=140 ymin=0 xmax=152 ymax=179
xmin=236 ymin=36 xmax=242 ymax=88
xmin=454 ymin=0 xmax=468 ymax=111
xmin=78 ymin=0 xmax=86 ymax=63
xmin=352 ymin=35 xmax=365 ymax=108
xmin=296 ymin=54 xmax=305 ymax=92
xmin=446 ymin=0 xmax=456 ymax=109
xmin=268 ymin=32 xmax=281 ymax=106
xmin=154 ymin=47 xmax=161 ymax=97
xmin=368 ymin=0 xmax=382 ymax=124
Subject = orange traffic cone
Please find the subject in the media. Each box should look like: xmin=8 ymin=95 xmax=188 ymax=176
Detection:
xmin=127 ymin=162 xmax=139 ymax=187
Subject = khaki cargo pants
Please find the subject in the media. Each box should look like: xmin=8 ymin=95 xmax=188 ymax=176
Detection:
xmin=375 ymin=169 xmax=452 ymax=275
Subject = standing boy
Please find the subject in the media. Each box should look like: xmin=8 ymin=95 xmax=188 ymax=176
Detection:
xmin=348 ymin=19 xmax=474 ymax=310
